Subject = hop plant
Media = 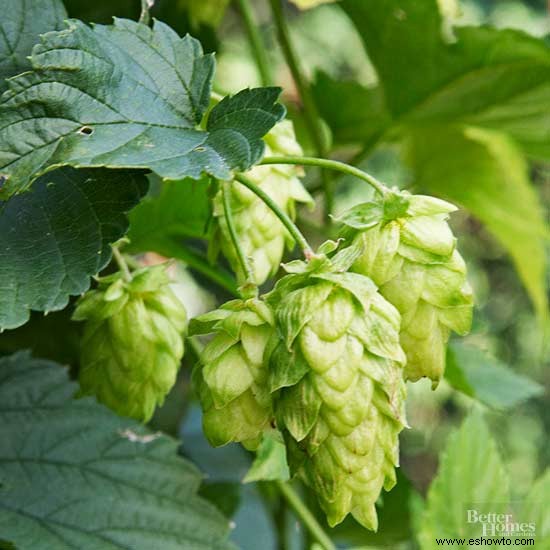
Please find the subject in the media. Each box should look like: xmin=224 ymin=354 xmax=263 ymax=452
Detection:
xmin=212 ymin=120 xmax=312 ymax=285
xmin=266 ymin=251 xmax=407 ymax=530
xmin=190 ymin=299 xmax=274 ymax=449
xmin=73 ymin=264 xmax=187 ymax=421
xmin=338 ymin=189 xmax=473 ymax=386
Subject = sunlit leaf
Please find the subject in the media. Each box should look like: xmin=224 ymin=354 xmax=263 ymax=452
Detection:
xmin=418 ymin=413 xmax=509 ymax=549
xmin=446 ymin=342 xmax=544 ymax=410
xmin=407 ymin=126 xmax=549 ymax=319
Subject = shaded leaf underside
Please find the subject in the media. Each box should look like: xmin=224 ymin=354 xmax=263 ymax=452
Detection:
xmin=0 ymin=167 xmax=147 ymax=330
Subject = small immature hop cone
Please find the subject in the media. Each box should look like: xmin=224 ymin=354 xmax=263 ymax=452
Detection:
xmin=266 ymin=257 xmax=407 ymax=530
xmin=73 ymin=264 xmax=187 ymax=422
xmin=212 ymin=120 xmax=312 ymax=285
xmin=338 ymin=189 xmax=473 ymax=386
xmin=190 ymin=299 xmax=274 ymax=449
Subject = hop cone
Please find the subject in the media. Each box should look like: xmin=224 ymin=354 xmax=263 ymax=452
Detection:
xmin=73 ymin=264 xmax=187 ymax=421
xmin=190 ymin=299 xmax=274 ymax=449
xmin=339 ymin=190 xmax=473 ymax=386
xmin=267 ymin=264 xmax=407 ymax=530
xmin=212 ymin=120 xmax=312 ymax=285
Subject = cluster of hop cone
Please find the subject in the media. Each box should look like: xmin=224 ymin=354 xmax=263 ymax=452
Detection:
xmin=73 ymin=121 xmax=473 ymax=531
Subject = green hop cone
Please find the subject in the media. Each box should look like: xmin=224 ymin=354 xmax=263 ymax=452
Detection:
xmin=190 ymin=299 xmax=274 ymax=449
xmin=338 ymin=189 xmax=474 ymax=386
xmin=212 ymin=120 xmax=312 ymax=285
xmin=73 ymin=264 xmax=187 ymax=422
xmin=266 ymin=256 xmax=407 ymax=530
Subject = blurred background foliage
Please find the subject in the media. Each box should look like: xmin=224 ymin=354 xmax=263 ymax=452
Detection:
xmin=1 ymin=0 xmax=548 ymax=548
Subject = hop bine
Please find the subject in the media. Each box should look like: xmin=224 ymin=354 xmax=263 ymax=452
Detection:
xmin=338 ymin=189 xmax=473 ymax=386
xmin=265 ymin=249 xmax=407 ymax=530
xmin=190 ymin=298 xmax=274 ymax=450
xmin=212 ymin=120 xmax=312 ymax=285
xmin=73 ymin=264 xmax=187 ymax=421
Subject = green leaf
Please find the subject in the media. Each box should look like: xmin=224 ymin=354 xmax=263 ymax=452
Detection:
xmin=0 ymin=352 xmax=234 ymax=549
xmin=0 ymin=0 xmax=67 ymax=92
xmin=0 ymin=18 xmax=284 ymax=198
xmin=0 ymin=167 xmax=147 ymax=331
xmin=341 ymin=0 xmax=550 ymax=158
xmin=128 ymin=176 xmax=211 ymax=247
xmin=312 ymin=72 xmax=390 ymax=146
xmin=522 ymin=469 xmax=550 ymax=543
xmin=446 ymin=342 xmax=544 ymax=410
xmin=407 ymin=126 xmax=549 ymax=320
xmin=199 ymin=482 xmax=241 ymax=519
xmin=418 ymin=413 xmax=509 ymax=549
xmin=243 ymin=431 xmax=290 ymax=483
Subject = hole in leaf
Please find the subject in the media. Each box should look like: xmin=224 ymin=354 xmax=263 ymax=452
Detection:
xmin=0 ymin=174 xmax=6 ymax=188
xmin=78 ymin=126 xmax=94 ymax=136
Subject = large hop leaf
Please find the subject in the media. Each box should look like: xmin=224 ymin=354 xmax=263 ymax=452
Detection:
xmin=212 ymin=120 xmax=312 ymax=285
xmin=190 ymin=298 xmax=274 ymax=449
xmin=73 ymin=264 xmax=188 ymax=421
xmin=338 ymin=189 xmax=473 ymax=386
xmin=0 ymin=18 xmax=285 ymax=198
xmin=266 ymin=256 xmax=407 ymax=530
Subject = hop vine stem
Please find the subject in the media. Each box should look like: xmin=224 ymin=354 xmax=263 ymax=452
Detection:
xmin=261 ymin=156 xmax=389 ymax=197
xmin=234 ymin=173 xmax=314 ymax=258
xmin=234 ymin=0 xmax=273 ymax=86
xmin=268 ymin=0 xmax=333 ymax=219
xmin=221 ymin=181 xmax=257 ymax=295
xmin=139 ymin=0 xmax=153 ymax=25
xmin=111 ymin=245 xmax=132 ymax=282
xmin=275 ymin=481 xmax=336 ymax=550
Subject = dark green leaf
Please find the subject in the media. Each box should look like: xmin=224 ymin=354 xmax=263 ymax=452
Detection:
xmin=199 ymin=482 xmax=241 ymax=519
xmin=0 ymin=309 xmax=80 ymax=366
xmin=446 ymin=342 xmax=544 ymax=410
xmin=0 ymin=352 xmax=234 ymax=549
xmin=0 ymin=19 xmax=284 ymax=198
xmin=312 ymin=72 xmax=390 ymax=146
xmin=0 ymin=168 xmax=147 ymax=331
xmin=128 ymin=176 xmax=211 ymax=248
xmin=0 ymin=0 xmax=67 ymax=91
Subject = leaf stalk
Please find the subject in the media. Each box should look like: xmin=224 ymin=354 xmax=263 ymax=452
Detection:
xmin=234 ymin=172 xmax=313 ymax=258
xmin=275 ymin=481 xmax=336 ymax=550
xmin=222 ymin=181 xmax=258 ymax=297
xmin=261 ymin=155 xmax=388 ymax=197
xmin=111 ymin=245 xmax=132 ymax=282
xmin=268 ymin=0 xmax=333 ymax=218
